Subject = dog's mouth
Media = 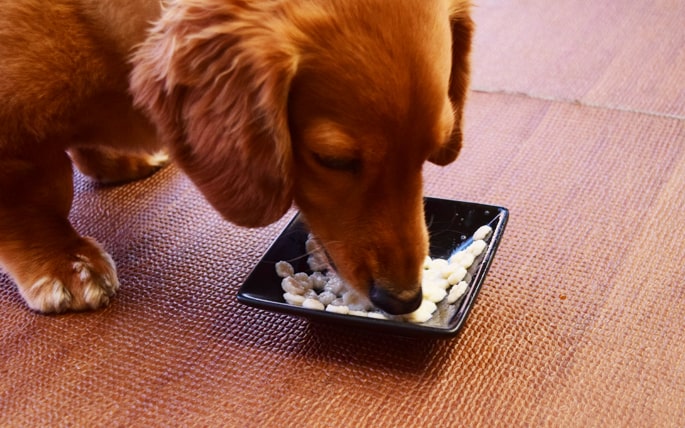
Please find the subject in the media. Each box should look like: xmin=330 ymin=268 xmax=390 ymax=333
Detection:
xmin=315 ymin=241 xmax=422 ymax=315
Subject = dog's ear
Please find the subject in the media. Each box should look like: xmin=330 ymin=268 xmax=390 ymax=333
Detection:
xmin=429 ymin=3 xmax=474 ymax=166
xmin=130 ymin=2 xmax=297 ymax=227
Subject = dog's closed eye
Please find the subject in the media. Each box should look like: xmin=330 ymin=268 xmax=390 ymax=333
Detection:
xmin=312 ymin=152 xmax=362 ymax=173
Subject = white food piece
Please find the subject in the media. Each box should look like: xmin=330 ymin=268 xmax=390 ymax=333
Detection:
xmin=447 ymin=281 xmax=469 ymax=304
xmin=275 ymin=261 xmax=294 ymax=278
xmin=467 ymin=239 xmax=488 ymax=257
xmin=325 ymin=304 xmax=350 ymax=314
xmin=449 ymin=251 xmax=474 ymax=268
xmin=423 ymin=255 xmax=433 ymax=269
xmin=349 ymin=310 xmax=369 ymax=317
xmin=406 ymin=300 xmax=438 ymax=323
xmin=473 ymin=225 xmax=493 ymax=241
xmin=281 ymin=277 xmax=305 ymax=295
xmin=305 ymin=234 xmax=330 ymax=271
xmin=307 ymin=254 xmax=328 ymax=272
xmin=456 ymin=252 xmax=475 ymax=269
xmin=310 ymin=271 xmax=328 ymax=290
xmin=448 ymin=250 xmax=465 ymax=264
xmin=342 ymin=290 xmax=371 ymax=311
xmin=422 ymin=266 xmax=443 ymax=281
xmin=293 ymin=272 xmax=311 ymax=285
xmin=283 ymin=292 xmax=305 ymax=306
xmin=434 ymin=278 xmax=450 ymax=290
xmin=317 ymin=291 xmax=337 ymax=306
xmin=441 ymin=262 xmax=461 ymax=278
xmin=422 ymin=276 xmax=449 ymax=290
xmin=303 ymin=289 xmax=318 ymax=299
xmin=447 ymin=266 xmax=467 ymax=285
xmin=367 ymin=312 xmax=388 ymax=320
xmin=302 ymin=298 xmax=325 ymax=310
xmin=323 ymin=275 xmax=345 ymax=294
xmin=422 ymin=283 xmax=448 ymax=303
xmin=305 ymin=234 xmax=321 ymax=253
xmin=429 ymin=258 xmax=449 ymax=272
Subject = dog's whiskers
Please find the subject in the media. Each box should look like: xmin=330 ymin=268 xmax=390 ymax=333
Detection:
xmin=264 ymin=236 xmax=343 ymax=266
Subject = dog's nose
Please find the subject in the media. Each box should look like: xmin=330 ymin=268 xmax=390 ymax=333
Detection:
xmin=369 ymin=283 xmax=423 ymax=315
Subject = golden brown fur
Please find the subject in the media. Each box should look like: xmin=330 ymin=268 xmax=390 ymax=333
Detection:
xmin=0 ymin=0 xmax=473 ymax=314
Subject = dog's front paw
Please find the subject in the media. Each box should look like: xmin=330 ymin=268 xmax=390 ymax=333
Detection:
xmin=18 ymin=237 xmax=119 ymax=313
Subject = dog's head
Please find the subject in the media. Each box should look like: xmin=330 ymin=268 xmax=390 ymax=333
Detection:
xmin=131 ymin=0 xmax=473 ymax=315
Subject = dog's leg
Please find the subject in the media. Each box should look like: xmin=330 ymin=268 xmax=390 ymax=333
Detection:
xmin=69 ymin=146 xmax=168 ymax=185
xmin=69 ymin=94 xmax=169 ymax=185
xmin=0 ymin=150 xmax=118 ymax=313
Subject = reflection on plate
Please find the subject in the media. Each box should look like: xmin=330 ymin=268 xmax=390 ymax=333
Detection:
xmin=237 ymin=197 xmax=508 ymax=337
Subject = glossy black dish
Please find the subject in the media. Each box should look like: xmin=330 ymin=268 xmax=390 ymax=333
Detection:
xmin=237 ymin=197 xmax=509 ymax=337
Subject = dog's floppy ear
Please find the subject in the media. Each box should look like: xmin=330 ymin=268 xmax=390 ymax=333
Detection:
xmin=130 ymin=1 xmax=298 ymax=227
xmin=429 ymin=3 xmax=474 ymax=166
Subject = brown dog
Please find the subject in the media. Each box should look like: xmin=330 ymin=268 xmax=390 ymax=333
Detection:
xmin=0 ymin=0 xmax=472 ymax=315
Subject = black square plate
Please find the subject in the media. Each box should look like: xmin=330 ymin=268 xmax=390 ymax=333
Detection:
xmin=237 ymin=197 xmax=508 ymax=337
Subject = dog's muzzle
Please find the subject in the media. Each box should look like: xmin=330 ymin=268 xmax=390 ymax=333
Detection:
xmin=369 ymin=283 xmax=423 ymax=315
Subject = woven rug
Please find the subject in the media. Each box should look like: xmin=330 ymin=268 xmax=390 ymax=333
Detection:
xmin=1 ymin=0 xmax=684 ymax=426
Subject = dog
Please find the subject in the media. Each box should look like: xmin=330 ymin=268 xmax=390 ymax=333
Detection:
xmin=0 ymin=0 xmax=473 ymax=315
